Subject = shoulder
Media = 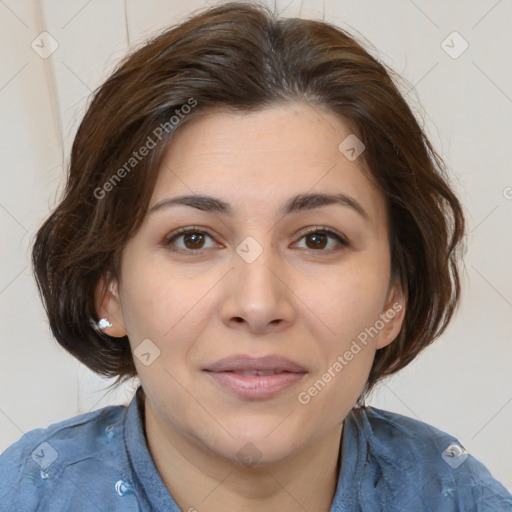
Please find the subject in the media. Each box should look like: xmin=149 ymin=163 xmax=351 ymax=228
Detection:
xmin=363 ymin=405 xmax=458 ymax=448
xmin=0 ymin=404 xmax=135 ymax=511
xmin=355 ymin=406 xmax=512 ymax=511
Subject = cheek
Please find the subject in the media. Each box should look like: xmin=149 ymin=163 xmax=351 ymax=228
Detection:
xmin=119 ymin=255 xmax=203 ymax=337
xmin=119 ymin=261 xmax=223 ymax=379
xmin=298 ymin=258 xmax=390 ymax=406
xmin=307 ymin=260 xmax=390 ymax=345
xmin=296 ymin=274 xmax=384 ymax=415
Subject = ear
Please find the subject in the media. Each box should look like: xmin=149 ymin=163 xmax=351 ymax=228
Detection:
xmin=94 ymin=274 xmax=127 ymax=337
xmin=376 ymin=280 xmax=406 ymax=350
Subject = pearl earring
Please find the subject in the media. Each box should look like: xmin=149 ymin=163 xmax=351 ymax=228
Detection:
xmin=98 ymin=318 xmax=112 ymax=330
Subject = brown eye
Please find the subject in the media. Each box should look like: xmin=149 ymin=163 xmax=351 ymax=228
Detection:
xmin=305 ymin=232 xmax=328 ymax=250
xmin=164 ymin=228 xmax=218 ymax=252
xmin=181 ymin=232 xmax=206 ymax=250
xmin=295 ymin=228 xmax=348 ymax=251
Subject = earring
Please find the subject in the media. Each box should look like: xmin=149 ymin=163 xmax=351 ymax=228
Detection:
xmin=97 ymin=318 xmax=112 ymax=330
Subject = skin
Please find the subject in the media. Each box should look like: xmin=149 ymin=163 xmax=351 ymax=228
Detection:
xmin=96 ymin=103 xmax=405 ymax=512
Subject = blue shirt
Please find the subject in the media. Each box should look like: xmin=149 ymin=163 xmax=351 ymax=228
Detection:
xmin=1 ymin=386 xmax=511 ymax=511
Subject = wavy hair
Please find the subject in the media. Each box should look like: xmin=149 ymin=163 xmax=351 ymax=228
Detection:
xmin=32 ymin=2 xmax=465 ymax=399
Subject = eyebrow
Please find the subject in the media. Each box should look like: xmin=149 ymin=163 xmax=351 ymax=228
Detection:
xmin=148 ymin=192 xmax=369 ymax=221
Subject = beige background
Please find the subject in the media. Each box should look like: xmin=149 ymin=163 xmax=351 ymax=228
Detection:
xmin=1 ymin=0 xmax=511 ymax=490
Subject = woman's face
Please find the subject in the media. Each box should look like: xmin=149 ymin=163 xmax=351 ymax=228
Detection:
xmin=104 ymin=103 xmax=404 ymax=465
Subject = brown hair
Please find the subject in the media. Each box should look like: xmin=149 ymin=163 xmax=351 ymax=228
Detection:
xmin=32 ymin=1 xmax=465 ymax=399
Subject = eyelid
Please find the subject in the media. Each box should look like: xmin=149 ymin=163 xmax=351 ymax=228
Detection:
xmin=299 ymin=226 xmax=349 ymax=246
xmin=163 ymin=226 xmax=218 ymax=246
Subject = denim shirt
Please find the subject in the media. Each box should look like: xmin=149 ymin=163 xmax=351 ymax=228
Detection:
xmin=1 ymin=386 xmax=511 ymax=511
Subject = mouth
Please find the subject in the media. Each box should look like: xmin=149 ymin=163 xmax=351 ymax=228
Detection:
xmin=204 ymin=354 xmax=307 ymax=373
xmin=221 ymin=369 xmax=290 ymax=376
xmin=203 ymin=354 xmax=307 ymax=399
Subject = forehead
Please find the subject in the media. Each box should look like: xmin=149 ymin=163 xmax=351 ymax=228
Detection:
xmin=151 ymin=103 xmax=386 ymax=222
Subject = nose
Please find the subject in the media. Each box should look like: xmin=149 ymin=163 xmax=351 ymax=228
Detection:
xmin=220 ymin=241 xmax=296 ymax=334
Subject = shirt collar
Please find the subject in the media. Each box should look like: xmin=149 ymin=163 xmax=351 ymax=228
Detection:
xmin=123 ymin=386 xmax=182 ymax=511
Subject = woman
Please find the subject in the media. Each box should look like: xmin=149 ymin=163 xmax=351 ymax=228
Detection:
xmin=1 ymin=2 xmax=510 ymax=510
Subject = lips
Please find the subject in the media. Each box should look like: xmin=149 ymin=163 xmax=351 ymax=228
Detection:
xmin=203 ymin=354 xmax=307 ymax=399
xmin=204 ymin=354 xmax=307 ymax=374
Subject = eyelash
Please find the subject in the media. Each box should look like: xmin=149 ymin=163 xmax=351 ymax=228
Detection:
xmin=163 ymin=225 xmax=349 ymax=255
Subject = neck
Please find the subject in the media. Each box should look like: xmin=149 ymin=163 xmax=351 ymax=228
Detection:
xmin=142 ymin=396 xmax=343 ymax=512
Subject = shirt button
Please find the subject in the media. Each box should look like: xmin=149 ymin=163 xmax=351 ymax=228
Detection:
xmin=105 ymin=424 xmax=114 ymax=441
xmin=442 ymin=487 xmax=455 ymax=497
xmin=114 ymin=479 xmax=134 ymax=496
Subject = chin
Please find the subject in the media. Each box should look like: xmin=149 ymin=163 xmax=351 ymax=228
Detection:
xmin=208 ymin=424 xmax=302 ymax=464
